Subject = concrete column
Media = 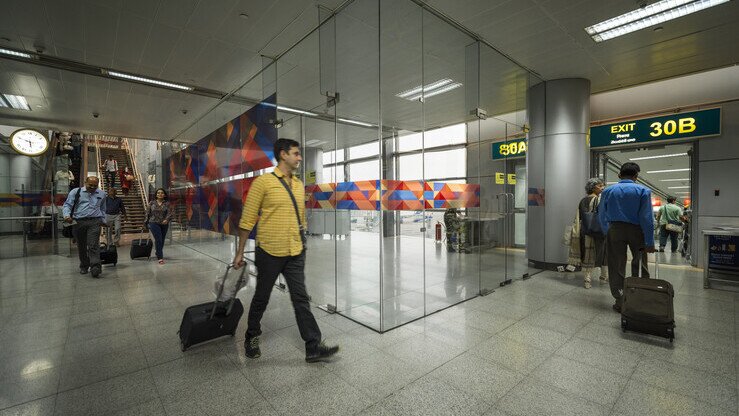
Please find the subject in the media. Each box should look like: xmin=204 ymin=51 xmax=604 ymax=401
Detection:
xmin=526 ymin=78 xmax=590 ymax=266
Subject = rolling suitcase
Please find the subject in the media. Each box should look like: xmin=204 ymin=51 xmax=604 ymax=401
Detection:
xmin=99 ymin=243 xmax=118 ymax=266
xmin=179 ymin=264 xmax=248 ymax=351
xmin=621 ymin=254 xmax=675 ymax=342
xmin=130 ymin=228 xmax=153 ymax=260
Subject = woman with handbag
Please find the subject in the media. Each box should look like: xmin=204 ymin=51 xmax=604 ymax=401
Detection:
xmin=120 ymin=167 xmax=134 ymax=195
xmin=656 ymin=196 xmax=682 ymax=253
xmin=146 ymin=188 xmax=172 ymax=264
xmin=567 ymin=178 xmax=608 ymax=288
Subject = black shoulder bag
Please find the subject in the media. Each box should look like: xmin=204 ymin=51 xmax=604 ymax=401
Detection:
xmin=272 ymin=173 xmax=307 ymax=249
xmin=582 ymin=196 xmax=604 ymax=237
xmin=62 ymin=188 xmax=82 ymax=238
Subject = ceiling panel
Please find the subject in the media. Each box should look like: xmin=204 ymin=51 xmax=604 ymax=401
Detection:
xmin=114 ymin=12 xmax=152 ymax=64
xmin=157 ymin=0 xmax=198 ymax=29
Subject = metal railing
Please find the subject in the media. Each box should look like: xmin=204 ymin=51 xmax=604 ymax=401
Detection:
xmin=122 ymin=138 xmax=149 ymax=208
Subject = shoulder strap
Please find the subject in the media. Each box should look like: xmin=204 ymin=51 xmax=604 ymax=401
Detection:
xmin=272 ymin=172 xmax=302 ymax=227
xmin=70 ymin=188 xmax=82 ymax=218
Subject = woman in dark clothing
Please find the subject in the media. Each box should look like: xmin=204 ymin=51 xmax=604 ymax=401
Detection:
xmin=567 ymin=178 xmax=608 ymax=288
xmin=147 ymin=188 xmax=172 ymax=264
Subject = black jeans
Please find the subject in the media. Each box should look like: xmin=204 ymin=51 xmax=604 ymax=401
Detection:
xmin=606 ymin=222 xmax=650 ymax=302
xmin=246 ymin=246 xmax=321 ymax=353
xmin=74 ymin=218 xmax=102 ymax=269
xmin=105 ymin=171 xmax=116 ymax=189
xmin=659 ymin=226 xmax=679 ymax=252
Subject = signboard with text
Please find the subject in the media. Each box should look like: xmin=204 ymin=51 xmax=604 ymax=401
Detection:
xmin=491 ymin=138 xmax=527 ymax=160
xmin=590 ymin=108 xmax=721 ymax=148
xmin=708 ymin=235 xmax=739 ymax=271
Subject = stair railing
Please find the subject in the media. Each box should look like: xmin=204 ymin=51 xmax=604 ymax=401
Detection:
xmin=92 ymin=135 xmax=104 ymax=191
xmin=122 ymin=138 xmax=149 ymax=210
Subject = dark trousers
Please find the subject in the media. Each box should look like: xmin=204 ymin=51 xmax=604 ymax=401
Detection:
xmin=148 ymin=223 xmax=168 ymax=260
xmin=74 ymin=218 xmax=102 ymax=269
xmin=246 ymin=246 xmax=321 ymax=353
xmin=659 ymin=226 xmax=679 ymax=252
xmin=607 ymin=222 xmax=650 ymax=302
xmin=105 ymin=171 xmax=116 ymax=189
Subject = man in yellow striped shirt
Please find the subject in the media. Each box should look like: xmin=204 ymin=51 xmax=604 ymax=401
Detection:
xmin=233 ymin=138 xmax=339 ymax=363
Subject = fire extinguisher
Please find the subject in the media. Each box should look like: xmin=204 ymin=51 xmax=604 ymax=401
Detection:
xmin=435 ymin=221 xmax=442 ymax=243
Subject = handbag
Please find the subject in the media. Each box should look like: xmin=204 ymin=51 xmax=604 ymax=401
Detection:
xmin=62 ymin=188 xmax=82 ymax=238
xmin=272 ymin=173 xmax=307 ymax=248
xmin=665 ymin=220 xmax=683 ymax=233
xmin=582 ymin=196 xmax=603 ymax=237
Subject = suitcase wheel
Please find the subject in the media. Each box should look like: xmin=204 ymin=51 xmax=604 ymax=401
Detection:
xmin=180 ymin=341 xmax=187 ymax=352
xmin=620 ymin=317 xmax=627 ymax=333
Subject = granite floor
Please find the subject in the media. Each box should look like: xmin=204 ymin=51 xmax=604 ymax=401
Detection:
xmin=0 ymin=237 xmax=736 ymax=416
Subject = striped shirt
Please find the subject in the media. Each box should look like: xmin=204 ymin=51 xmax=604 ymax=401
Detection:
xmin=239 ymin=167 xmax=306 ymax=257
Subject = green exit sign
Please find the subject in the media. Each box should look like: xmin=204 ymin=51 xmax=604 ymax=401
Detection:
xmin=590 ymin=108 xmax=721 ymax=148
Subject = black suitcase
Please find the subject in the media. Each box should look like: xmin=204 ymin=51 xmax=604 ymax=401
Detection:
xmin=621 ymin=255 xmax=675 ymax=342
xmin=179 ymin=264 xmax=248 ymax=351
xmin=99 ymin=243 xmax=118 ymax=266
xmin=130 ymin=228 xmax=153 ymax=260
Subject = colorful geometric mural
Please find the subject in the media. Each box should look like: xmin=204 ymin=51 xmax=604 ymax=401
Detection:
xmin=305 ymin=180 xmax=479 ymax=211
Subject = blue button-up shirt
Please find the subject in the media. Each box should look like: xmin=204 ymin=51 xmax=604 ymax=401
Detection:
xmin=598 ymin=179 xmax=655 ymax=246
xmin=63 ymin=187 xmax=107 ymax=221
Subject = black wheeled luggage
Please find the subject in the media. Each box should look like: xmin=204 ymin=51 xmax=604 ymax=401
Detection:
xmin=130 ymin=228 xmax=153 ymax=260
xmin=100 ymin=243 xmax=118 ymax=266
xmin=178 ymin=264 xmax=248 ymax=351
xmin=621 ymin=255 xmax=675 ymax=342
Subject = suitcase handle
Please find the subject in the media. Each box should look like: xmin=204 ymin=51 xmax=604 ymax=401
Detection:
xmin=210 ymin=259 xmax=250 ymax=320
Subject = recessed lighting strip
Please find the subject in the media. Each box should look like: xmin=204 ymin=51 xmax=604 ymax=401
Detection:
xmin=277 ymin=105 xmax=317 ymax=116
xmin=585 ymin=0 xmax=731 ymax=42
xmin=0 ymin=47 xmax=32 ymax=59
xmin=667 ymin=186 xmax=690 ymax=189
xmin=338 ymin=118 xmax=374 ymax=127
xmin=659 ymin=178 xmax=690 ymax=182
xmin=104 ymin=70 xmax=193 ymax=91
xmin=1 ymin=94 xmax=31 ymax=110
xmin=629 ymin=152 xmax=688 ymax=161
xmin=396 ymin=79 xmax=452 ymax=99
xmin=406 ymin=82 xmax=463 ymax=101
xmin=647 ymin=168 xmax=691 ymax=173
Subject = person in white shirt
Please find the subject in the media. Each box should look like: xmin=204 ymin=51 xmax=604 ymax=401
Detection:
xmin=103 ymin=155 xmax=118 ymax=189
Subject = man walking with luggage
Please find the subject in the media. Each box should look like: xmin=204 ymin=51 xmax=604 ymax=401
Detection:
xmin=232 ymin=138 xmax=339 ymax=363
xmin=63 ymin=176 xmax=108 ymax=278
xmin=599 ymin=162 xmax=655 ymax=312
xmin=104 ymin=188 xmax=127 ymax=246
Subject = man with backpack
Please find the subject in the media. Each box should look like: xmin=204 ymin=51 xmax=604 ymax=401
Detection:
xmin=63 ymin=176 xmax=108 ymax=278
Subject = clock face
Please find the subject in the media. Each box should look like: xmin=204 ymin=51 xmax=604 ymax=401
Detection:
xmin=10 ymin=129 xmax=49 ymax=156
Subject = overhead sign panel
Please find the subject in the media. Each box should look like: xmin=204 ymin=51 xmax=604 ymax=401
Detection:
xmin=491 ymin=138 xmax=527 ymax=160
xmin=590 ymin=108 xmax=721 ymax=148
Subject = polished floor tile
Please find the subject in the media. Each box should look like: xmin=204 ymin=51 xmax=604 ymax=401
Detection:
xmin=1 ymin=235 xmax=736 ymax=415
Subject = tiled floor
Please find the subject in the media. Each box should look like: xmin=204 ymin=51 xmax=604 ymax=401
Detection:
xmin=0 ymin=238 xmax=736 ymax=416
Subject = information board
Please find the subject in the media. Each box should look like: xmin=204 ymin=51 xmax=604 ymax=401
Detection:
xmin=708 ymin=235 xmax=739 ymax=271
xmin=590 ymin=108 xmax=721 ymax=148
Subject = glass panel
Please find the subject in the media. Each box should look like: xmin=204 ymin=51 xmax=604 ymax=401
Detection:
xmin=423 ymin=10 xmax=479 ymax=315
xmin=379 ymin=0 xmax=424 ymax=330
xmin=424 ymin=148 xmax=466 ymax=179
xmin=349 ymin=142 xmax=380 ymax=159
xmin=335 ymin=0 xmax=381 ymax=330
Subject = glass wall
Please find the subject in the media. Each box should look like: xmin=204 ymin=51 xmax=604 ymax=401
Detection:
xmin=163 ymin=0 xmax=539 ymax=332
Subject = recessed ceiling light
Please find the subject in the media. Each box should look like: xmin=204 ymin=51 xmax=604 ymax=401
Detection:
xmin=0 ymin=47 xmax=32 ymax=59
xmin=629 ymin=152 xmax=688 ymax=161
xmin=103 ymin=70 xmax=193 ymax=91
xmin=585 ymin=0 xmax=731 ymax=42
xmin=338 ymin=118 xmax=374 ymax=127
xmin=667 ymin=186 xmax=690 ymax=189
xmin=0 ymin=94 xmax=31 ymax=110
xmin=646 ymin=168 xmax=690 ymax=173
xmin=35 ymin=104 xmax=44 ymax=108
xmin=397 ymin=79 xmax=452 ymax=99
xmin=277 ymin=105 xmax=317 ymax=116
xmin=659 ymin=178 xmax=690 ymax=182
xmin=406 ymin=82 xmax=463 ymax=101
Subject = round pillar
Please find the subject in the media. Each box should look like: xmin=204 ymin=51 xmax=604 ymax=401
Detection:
xmin=526 ymin=78 xmax=590 ymax=267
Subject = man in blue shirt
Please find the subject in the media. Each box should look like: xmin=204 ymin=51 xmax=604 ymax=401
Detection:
xmin=63 ymin=176 xmax=108 ymax=278
xmin=599 ymin=162 xmax=655 ymax=312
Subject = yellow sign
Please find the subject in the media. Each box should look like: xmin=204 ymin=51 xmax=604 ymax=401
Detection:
xmin=307 ymin=170 xmax=316 ymax=185
xmin=495 ymin=173 xmax=516 ymax=185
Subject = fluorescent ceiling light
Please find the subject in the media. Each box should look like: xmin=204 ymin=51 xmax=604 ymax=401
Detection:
xmin=629 ymin=152 xmax=688 ymax=161
xmin=305 ymin=139 xmax=326 ymax=146
xmin=0 ymin=47 xmax=32 ymax=59
xmin=585 ymin=0 xmax=731 ymax=42
xmin=338 ymin=118 xmax=374 ymax=127
xmin=1 ymin=94 xmax=31 ymax=110
xmin=668 ymin=186 xmax=690 ymax=189
xmin=647 ymin=168 xmax=690 ymax=173
xmin=104 ymin=70 xmax=193 ymax=91
xmin=396 ymin=79 xmax=453 ymax=99
xmin=674 ymin=191 xmax=690 ymax=194
xmin=406 ymin=82 xmax=463 ymax=101
xmin=660 ymin=178 xmax=690 ymax=182
xmin=277 ymin=105 xmax=317 ymax=116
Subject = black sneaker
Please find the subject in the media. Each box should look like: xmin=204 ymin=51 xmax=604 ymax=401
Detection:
xmin=79 ymin=267 xmax=89 ymax=274
xmin=305 ymin=342 xmax=339 ymax=363
xmin=244 ymin=336 xmax=261 ymax=359
xmin=90 ymin=266 xmax=101 ymax=278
